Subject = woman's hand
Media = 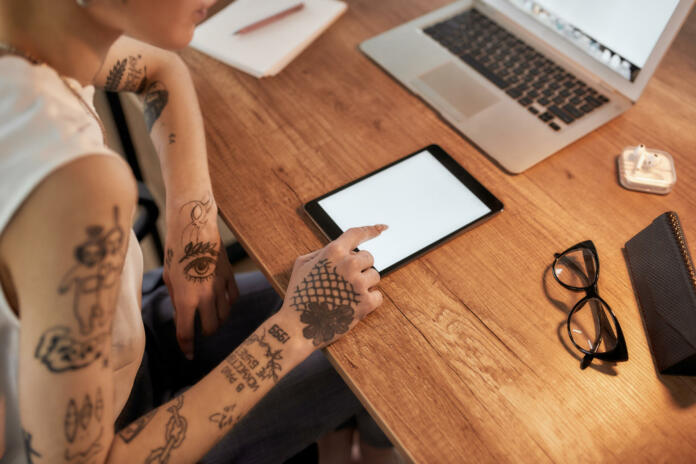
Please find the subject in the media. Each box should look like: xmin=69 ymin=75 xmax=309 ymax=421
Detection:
xmin=163 ymin=194 xmax=239 ymax=359
xmin=277 ymin=225 xmax=388 ymax=349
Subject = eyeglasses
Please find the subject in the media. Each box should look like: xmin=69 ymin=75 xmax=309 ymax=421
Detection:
xmin=552 ymin=240 xmax=628 ymax=369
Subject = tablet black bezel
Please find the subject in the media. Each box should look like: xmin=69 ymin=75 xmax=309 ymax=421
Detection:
xmin=303 ymin=144 xmax=504 ymax=275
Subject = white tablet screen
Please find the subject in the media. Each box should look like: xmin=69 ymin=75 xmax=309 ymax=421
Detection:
xmin=317 ymin=150 xmax=492 ymax=272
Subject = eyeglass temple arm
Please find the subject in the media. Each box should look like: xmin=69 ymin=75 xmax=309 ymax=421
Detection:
xmin=581 ymin=354 xmax=594 ymax=369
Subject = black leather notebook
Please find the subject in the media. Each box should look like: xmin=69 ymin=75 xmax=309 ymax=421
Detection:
xmin=625 ymin=212 xmax=696 ymax=375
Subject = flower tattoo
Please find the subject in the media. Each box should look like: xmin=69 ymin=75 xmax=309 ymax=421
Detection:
xmin=300 ymin=301 xmax=354 ymax=346
xmin=290 ymin=259 xmax=359 ymax=346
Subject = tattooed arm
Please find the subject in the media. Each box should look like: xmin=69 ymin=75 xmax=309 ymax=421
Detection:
xmin=108 ymin=225 xmax=387 ymax=462
xmin=3 ymin=165 xmax=384 ymax=464
xmin=0 ymin=155 xmax=138 ymax=463
xmin=93 ymin=36 xmax=238 ymax=357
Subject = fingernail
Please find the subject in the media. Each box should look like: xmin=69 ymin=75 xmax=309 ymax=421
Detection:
xmin=376 ymin=224 xmax=389 ymax=232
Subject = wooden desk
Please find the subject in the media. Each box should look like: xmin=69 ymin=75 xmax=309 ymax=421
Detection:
xmin=181 ymin=3 xmax=696 ymax=462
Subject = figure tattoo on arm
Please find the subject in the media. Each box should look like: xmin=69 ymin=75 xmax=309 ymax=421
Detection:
xmin=289 ymin=259 xmax=359 ymax=346
xmin=145 ymin=396 xmax=187 ymax=464
xmin=58 ymin=206 xmax=125 ymax=335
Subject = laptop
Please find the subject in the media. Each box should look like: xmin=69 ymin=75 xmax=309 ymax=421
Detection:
xmin=360 ymin=0 xmax=694 ymax=173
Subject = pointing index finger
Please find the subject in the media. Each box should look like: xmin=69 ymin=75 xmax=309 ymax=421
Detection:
xmin=335 ymin=224 xmax=388 ymax=250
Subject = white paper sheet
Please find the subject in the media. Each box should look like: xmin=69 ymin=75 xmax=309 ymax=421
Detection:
xmin=190 ymin=0 xmax=347 ymax=77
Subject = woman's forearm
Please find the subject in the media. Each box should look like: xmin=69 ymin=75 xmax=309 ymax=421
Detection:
xmin=140 ymin=55 xmax=213 ymax=205
xmin=107 ymin=311 xmax=313 ymax=463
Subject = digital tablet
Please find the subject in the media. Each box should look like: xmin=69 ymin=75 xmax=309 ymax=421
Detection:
xmin=304 ymin=145 xmax=504 ymax=275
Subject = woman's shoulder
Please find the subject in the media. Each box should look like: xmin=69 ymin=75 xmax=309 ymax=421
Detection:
xmin=0 ymin=56 xmax=104 ymax=144
xmin=0 ymin=55 xmax=70 ymax=109
xmin=0 ymin=153 xmax=137 ymax=255
xmin=0 ymin=56 xmax=128 ymax=225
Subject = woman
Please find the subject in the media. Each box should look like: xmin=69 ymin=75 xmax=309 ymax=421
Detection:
xmin=0 ymin=0 xmax=394 ymax=462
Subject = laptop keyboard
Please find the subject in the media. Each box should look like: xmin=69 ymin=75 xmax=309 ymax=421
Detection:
xmin=423 ymin=9 xmax=610 ymax=131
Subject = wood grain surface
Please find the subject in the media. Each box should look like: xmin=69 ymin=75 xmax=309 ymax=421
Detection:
xmin=181 ymin=2 xmax=696 ymax=462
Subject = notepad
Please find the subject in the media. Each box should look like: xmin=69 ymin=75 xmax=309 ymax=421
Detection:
xmin=189 ymin=0 xmax=347 ymax=78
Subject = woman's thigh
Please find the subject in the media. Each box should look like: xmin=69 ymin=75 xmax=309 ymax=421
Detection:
xmin=201 ymin=349 xmax=364 ymax=464
xmin=129 ymin=269 xmax=387 ymax=463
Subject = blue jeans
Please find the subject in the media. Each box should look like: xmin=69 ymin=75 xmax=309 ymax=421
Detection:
xmin=116 ymin=270 xmax=390 ymax=464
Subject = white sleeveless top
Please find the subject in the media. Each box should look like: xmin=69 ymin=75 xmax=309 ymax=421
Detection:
xmin=0 ymin=56 xmax=146 ymax=463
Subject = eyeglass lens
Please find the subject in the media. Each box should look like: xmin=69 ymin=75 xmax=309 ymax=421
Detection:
xmin=554 ymin=248 xmax=597 ymax=288
xmin=569 ymin=298 xmax=618 ymax=354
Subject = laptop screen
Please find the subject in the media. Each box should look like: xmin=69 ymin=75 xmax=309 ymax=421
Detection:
xmin=504 ymin=0 xmax=680 ymax=82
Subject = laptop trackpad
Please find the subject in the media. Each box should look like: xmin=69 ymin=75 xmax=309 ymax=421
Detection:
xmin=413 ymin=62 xmax=499 ymax=120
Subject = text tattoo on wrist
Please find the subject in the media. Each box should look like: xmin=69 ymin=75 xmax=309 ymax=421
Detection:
xmin=269 ymin=324 xmax=289 ymax=344
xmin=244 ymin=331 xmax=283 ymax=383
xmin=289 ymin=259 xmax=358 ymax=346
xmin=58 ymin=206 xmax=125 ymax=335
xmin=222 ymin=328 xmax=285 ymax=391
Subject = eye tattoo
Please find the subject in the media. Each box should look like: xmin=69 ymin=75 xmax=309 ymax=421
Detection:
xmin=183 ymin=255 xmax=217 ymax=283
xmin=176 ymin=195 xmax=219 ymax=284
